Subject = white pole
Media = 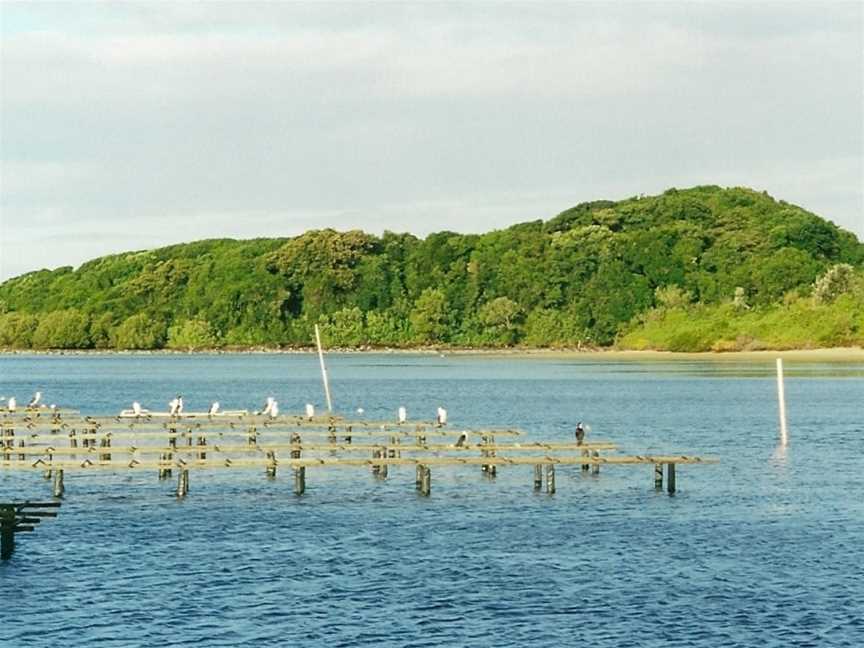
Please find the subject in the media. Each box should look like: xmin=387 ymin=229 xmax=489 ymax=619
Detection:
xmin=776 ymin=358 xmax=788 ymax=446
xmin=315 ymin=324 xmax=333 ymax=413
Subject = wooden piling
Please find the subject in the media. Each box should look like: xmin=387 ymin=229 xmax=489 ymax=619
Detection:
xmin=416 ymin=464 xmax=423 ymax=490
xmin=545 ymin=464 xmax=556 ymax=494
xmin=293 ymin=466 xmax=306 ymax=495
xmin=654 ymin=464 xmax=663 ymax=490
xmin=591 ymin=450 xmax=600 ymax=475
xmin=197 ymin=435 xmax=207 ymax=460
xmin=176 ymin=469 xmax=189 ymax=498
xmin=265 ymin=450 xmax=277 ymax=478
xmin=0 ymin=505 xmax=14 ymax=560
xmin=666 ymin=463 xmax=676 ymax=495
xmin=290 ymin=432 xmax=301 ymax=459
xmin=99 ymin=437 xmax=112 ymax=462
xmin=419 ymin=465 xmax=431 ymax=496
xmin=533 ymin=464 xmax=543 ymax=491
xmin=581 ymin=448 xmax=590 ymax=472
xmin=52 ymin=469 xmax=65 ymax=498
xmin=158 ymin=453 xmax=170 ymax=480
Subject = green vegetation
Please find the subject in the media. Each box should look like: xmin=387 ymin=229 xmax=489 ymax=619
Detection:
xmin=620 ymin=266 xmax=864 ymax=351
xmin=1 ymin=186 xmax=862 ymax=351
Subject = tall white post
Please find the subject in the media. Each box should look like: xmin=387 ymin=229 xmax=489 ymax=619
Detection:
xmin=314 ymin=324 xmax=333 ymax=413
xmin=776 ymin=358 xmax=788 ymax=446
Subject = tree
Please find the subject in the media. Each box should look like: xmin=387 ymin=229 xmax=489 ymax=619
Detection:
xmin=167 ymin=319 xmax=218 ymax=350
xmin=89 ymin=313 xmax=116 ymax=349
xmin=813 ymin=263 xmax=855 ymax=304
xmin=654 ymin=285 xmax=693 ymax=310
xmin=478 ymin=297 xmax=522 ymax=344
xmin=320 ymin=307 xmax=365 ymax=347
xmin=410 ymin=288 xmax=449 ymax=342
xmin=0 ymin=313 xmax=39 ymax=348
xmin=31 ymin=309 xmax=91 ymax=349
xmin=112 ymin=313 xmax=167 ymax=349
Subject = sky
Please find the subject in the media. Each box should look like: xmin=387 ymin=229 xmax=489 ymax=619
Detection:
xmin=1 ymin=1 xmax=862 ymax=281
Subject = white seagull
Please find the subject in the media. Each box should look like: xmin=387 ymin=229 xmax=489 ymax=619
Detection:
xmin=169 ymin=395 xmax=183 ymax=416
xmin=28 ymin=391 xmax=42 ymax=408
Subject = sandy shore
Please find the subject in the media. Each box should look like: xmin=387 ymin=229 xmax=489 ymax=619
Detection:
xmin=2 ymin=346 xmax=862 ymax=361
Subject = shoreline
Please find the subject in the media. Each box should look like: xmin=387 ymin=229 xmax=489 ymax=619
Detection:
xmin=1 ymin=346 xmax=862 ymax=361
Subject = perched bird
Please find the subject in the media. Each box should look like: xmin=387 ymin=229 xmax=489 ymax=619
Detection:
xmin=262 ymin=397 xmax=275 ymax=416
xmin=209 ymin=401 xmax=221 ymax=416
xmin=436 ymin=407 xmax=448 ymax=426
xmin=269 ymin=400 xmax=279 ymax=418
xmin=169 ymin=395 xmax=183 ymax=416
xmin=28 ymin=391 xmax=42 ymax=408
xmin=398 ymin=406 xmax=407 ymax=424
xmin=132 ymin=402 xmax=144 ymax=416
xmin=7 ymin=397 xmax=16 ymax=412
xmin=305 ymin=403 xmax=315 ymax=419
xmin=356 ymin=407 xmax=365 ymax=415
xmin=454 ymin=431 xmax=468 ymax=448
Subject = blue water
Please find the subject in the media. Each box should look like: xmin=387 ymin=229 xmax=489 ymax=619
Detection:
xmin=1 ymin=353 xmax=862 ymax=647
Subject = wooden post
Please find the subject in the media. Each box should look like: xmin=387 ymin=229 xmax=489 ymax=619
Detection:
xmin=176 ymin=469 xmax=189 ymax=498
xmin=99 ymin=437 xmax=112 ymax=462
xmin=290 ymin=432 xmax=301 ymax=459
xmin=293 ymin=466 xmax=306 ymax=495
xmin=777 ymin=358 xmax=789 ymax=446
xmin=591 ymin=450 xmax=600 ymax=475
xmin=17 ymin=438 xmax=25 ymax=462
xmin=158 ymin=453 xmax=169 ymax=480
xmin=533 ymin=464 xmax=543 ymax=491
xmin=416 ymin=464 xmax=423 ymax=491
xmin=52 ymin=469 xmax=65 ymax=498
xmin=314 ymin=324 xmax=333 ymax=413
xmin=666 ymin=463 xmax=676 ymax=495
xmin=0 ymin=505 xmax=15 ymax=560
xmin=420 ymin=465 xmax=431 ymax=496
xmin=197 ymin=435 xmax=207 ymax=460
xmin=654 ymin=464 xmax=663 ymax=490
xmin=545 ymin=464 xmax=556 ymax=494
xmin=371 ymin=449 xmax=380 ymax=476
xmin=247 ymin=425 xmax=257 ymax=446
xmin=581 ymin=448 xmax=590 ymax=472
xmin=265 ymin=450 xmax=277 ymax=478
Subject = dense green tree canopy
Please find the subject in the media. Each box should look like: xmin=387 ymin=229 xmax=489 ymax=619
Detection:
xmin=1 ymin=186 xmax=861 ymax=350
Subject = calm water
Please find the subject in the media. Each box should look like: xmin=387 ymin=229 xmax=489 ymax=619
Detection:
xmin=1 ymin=353 xmax=862 ymax=647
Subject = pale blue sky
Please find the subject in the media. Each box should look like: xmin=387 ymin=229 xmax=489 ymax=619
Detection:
xmin=1 ymin=1 xmax=862 ymax=280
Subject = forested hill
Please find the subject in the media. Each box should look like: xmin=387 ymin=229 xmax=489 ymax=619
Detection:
xmin=1 ymin=185 xmax=863 ymax=352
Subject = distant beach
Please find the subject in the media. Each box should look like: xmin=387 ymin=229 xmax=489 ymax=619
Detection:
xmin=2 ymin=346 xmax=862 ymax=361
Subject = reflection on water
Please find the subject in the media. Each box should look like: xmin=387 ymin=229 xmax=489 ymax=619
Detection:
xmin=0 ymin=353 xmax=862 ymax=647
